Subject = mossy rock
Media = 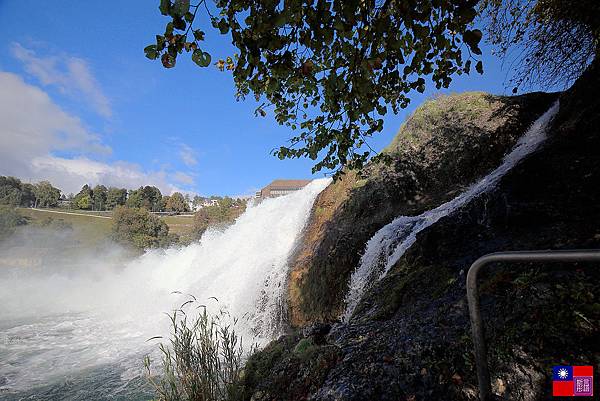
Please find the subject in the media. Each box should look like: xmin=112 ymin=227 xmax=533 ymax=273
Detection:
xmin=242 ymin=335 xmax=341 ymax=401
xmin=287 ymin=90 xmax=558 ymax=325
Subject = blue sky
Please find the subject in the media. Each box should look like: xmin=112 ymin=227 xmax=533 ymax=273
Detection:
xmin=0 ymin=0 xmax=540 ymax=196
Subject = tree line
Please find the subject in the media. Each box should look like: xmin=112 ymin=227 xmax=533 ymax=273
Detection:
xmin=0 ymin=176 xmax=60 ymax=208
xmin=0 ymin=175 xmax=248 ymax=250
xmin=0 ymin=175 xmax=242 ymax=214
xmin=67 ymin=184 xmax=193 ymax=213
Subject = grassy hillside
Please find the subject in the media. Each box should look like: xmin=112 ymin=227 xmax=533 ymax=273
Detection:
xmin=17 ymin=208 xmax=113 ymax=248
xmin=160 ymin=214 xmax=194 ymax=236
xmin=15 ymin=208 xmax=196 ymax=248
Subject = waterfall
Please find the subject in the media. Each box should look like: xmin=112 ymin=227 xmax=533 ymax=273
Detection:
xmin=343 ymin=101 xmax=560 ymax=321
xmin=0 ymin=178 xmax=330 ymax=395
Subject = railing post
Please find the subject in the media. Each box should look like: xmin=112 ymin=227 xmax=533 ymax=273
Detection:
xmin=466 ymin=250 xmax=600 ymax=401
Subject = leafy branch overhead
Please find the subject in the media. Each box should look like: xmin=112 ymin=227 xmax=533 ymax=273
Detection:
xmin=146 ymin=0 xmax=483 ymax=174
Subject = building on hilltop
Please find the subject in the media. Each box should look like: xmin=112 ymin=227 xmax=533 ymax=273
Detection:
xmin=256 ymin=179 xmax=312 ymax=198
xmin=190 ymin=198 xmax=221 ymax=212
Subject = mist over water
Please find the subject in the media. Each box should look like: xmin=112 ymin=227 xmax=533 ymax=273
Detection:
xmin=0 ymin=178 xmax=331 ymax=399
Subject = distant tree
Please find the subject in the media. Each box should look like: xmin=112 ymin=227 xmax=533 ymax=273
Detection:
xmin=192 ymin=195 xmax=206 ymax=209
xmin=220 ymin=196 xmax=234 ymax=209
xmin=73 ymin=184 xmax=93 ymax=209
xmin=0 ymin=177 xmax=60 ymax=208
xmin=106 ymin=187 xmax=128 ymax=209
xmin=126 ymin=188 xmax=144 ymax=208
xmin=92 ymin=185 xmax=108 ymax=211
xmin=0 ymin=176 xmax=23 ymax=206
xmin=20 ymin=183 xmax=36 ymax=207
xmin=76 ymin=194 xmax=92 ymax=210
xmin=192 ymin=197 xmax=246 ymax=238
xmin=0 ymin=205 xmax=26 ymax=241
xmin=34 ymin=181 xmax=61 ymax=207
xmin=165 ymin=192 xmax=190 ymax=213
xmin=146 ymin=0 xmax=486 ymax=174
xmin=481 ymin=0 xmax=600 ymax=90
xmin=111 ymin=206 xmax=175 ymax=249
xmin=127 ymin=186 xmax=163 ymax=211
xmin=143 ymin=186 xmax=163 ymax=211
xmin=160 ymin=195 xmax=170 ymax=211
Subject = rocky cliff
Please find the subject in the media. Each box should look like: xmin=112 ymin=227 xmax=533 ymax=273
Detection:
xmin=288 ymin=91 xmax=557 ymax=325
xmin=243 ymin=61 xmax=600 ymax=401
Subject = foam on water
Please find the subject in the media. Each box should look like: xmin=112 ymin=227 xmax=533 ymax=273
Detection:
xmin=0 ymin=178 xmax=331 ymax=395
xmin=343 ymin=101 xmax=560 ymax=321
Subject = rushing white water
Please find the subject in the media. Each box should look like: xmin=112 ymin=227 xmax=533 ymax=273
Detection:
xmin=343 ymin=101 xmax=560 ymax=321
xmin=0 ymin=178 xmax=330 ymax=397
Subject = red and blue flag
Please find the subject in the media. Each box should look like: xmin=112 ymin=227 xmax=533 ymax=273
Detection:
xmin=553 ymin=365 xmax=593 ymax=396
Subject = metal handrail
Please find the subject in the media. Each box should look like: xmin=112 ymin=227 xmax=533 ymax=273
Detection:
xmin=466 ymin=249 xmax=600 ymax=401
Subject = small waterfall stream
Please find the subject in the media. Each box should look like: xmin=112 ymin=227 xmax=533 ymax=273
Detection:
xmin=343 ymin=101 xmax=560 ymax=321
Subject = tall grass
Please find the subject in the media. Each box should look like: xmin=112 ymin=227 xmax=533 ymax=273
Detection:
xmin=144 ymin=299 xmax=251 ymax=401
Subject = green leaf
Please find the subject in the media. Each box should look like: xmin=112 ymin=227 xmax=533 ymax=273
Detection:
xmin=217 ymin=19 xmax=229 ymax=34
xmin=156 ymin=35 xmax=166 ymax=50
xmin=159 ymin=0 xmax=170 ymax=16
xmin=457 ymin=6 xmax=477 ymax=23
xmin=144 ymin=44 xmax=158 ymax=60
xmin=171 ymin=0 xmax=189 ymax=18
xmin=463 ymin=29 xmax=483 ymax=55
xmin=475 ymin=60 xmax=483 ymax=74
xmin=184 ymin=11 xmax=194 ymax=23
xmin=173 ymin=16 xmax=186 ymax=30
xmin=273 ymin=12 xmax=287 ymax=28
xmin=192 ymin=49 xmax=211 ymax=67
xmin=464 ymin=59 xmax=471 ymax=73
xmin=161 ymin=52 xmax=176 ymax=68
xmin=165 ymin=22 xmax=174 ymax=35
xmin=463 ymin=29 xmax=482 ymax=45
xmin=193 ymin=30 xmax=205 ymax=41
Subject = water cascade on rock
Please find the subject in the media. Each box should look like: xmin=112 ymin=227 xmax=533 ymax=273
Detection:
xmin=343 ymin=102 xmax=560 ymax=321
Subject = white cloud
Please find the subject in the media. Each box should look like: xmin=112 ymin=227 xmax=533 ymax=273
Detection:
xmin=0 ymin=71 xmax=183 ymax=195
xmin=11 ymin=42 xmax=112 ymax=118
xmin=31 ymin=156 xmax=182 ymax=195
xmin=179 ymin=144 xmax=198 ymax=167
xmin=171 ymin=171 xmax=195 ymax=185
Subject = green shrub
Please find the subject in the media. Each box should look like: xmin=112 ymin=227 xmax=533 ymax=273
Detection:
xmin=0 ymin=206 xmax=26 ymax=240
xmin=192 ymin=198 xmax=246 ymax=239
xmin=144 ymin=303 xmax=248 ymax=401
xmin=111 ymin=206 xmax=173 ymax=249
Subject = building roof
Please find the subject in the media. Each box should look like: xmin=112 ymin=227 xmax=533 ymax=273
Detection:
xmin=264 ymin=179 xmax=312 ymax=190
xmin=256 ymin=179 xmax=313 ymax=198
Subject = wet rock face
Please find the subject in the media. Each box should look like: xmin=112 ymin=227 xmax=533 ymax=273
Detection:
xmin=246 ymin=63 xmax=600 ymax=401
xmin=288 ymin=91 xmax=558 ymax=325
xmin=241 ymin=333 xmax=342 ymax=401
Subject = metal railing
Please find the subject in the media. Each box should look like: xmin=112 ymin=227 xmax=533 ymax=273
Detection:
xmin=466 ymin=249 xmax=600 ymax=401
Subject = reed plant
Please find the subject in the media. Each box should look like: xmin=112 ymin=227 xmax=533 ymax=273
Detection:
xmin=144 ymin=298 xmax=249 ymax=401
